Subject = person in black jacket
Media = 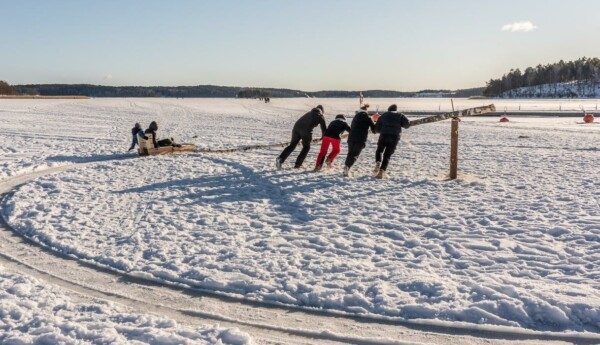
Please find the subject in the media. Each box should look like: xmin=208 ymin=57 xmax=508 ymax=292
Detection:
xmin=145 ymin=121 xmax=159 ymax=149
xmin=374 ymin=104 xmax=410 ymax=178
xmin=343 ymin=104 xmax=376 ymax=177
xmin=315 ymin=114 xmax=351 ymax=171
xmin=277 ymin=105 xmax=326 ymax=169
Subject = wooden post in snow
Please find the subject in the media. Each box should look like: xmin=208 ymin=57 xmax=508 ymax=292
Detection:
xmin=449 ymin=100 xmax=458 ymax=179
xmin=449 ymin=117 xmax=459 ymax=179
xmin=404 ymin=103 xmax=496 ymax=179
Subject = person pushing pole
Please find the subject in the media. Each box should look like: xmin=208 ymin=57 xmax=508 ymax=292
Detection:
xmin=315 ymin=114 xmax=351 ymax=171
xmin=276 ymin=105 xmax=326 ymax=170
xmin=343 ymin=104 xmax=376 ymax=177
xmin=373 ymin=104 xmax=410 ymax=179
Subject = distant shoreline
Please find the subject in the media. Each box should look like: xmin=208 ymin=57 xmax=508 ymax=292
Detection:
xmin=11 ymin=84 xmax=485 ymax=99
xmin=0 ymin=95 xmax=90 ymax=100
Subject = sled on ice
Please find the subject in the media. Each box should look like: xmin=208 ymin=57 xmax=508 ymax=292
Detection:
xmin=137 ymin=133 xmax=196 ymax=156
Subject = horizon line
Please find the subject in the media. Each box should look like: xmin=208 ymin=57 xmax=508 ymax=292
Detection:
xmin=11 ymin=82 xmax=485 ymax=93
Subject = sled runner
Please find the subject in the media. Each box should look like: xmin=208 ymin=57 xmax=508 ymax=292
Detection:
xmin=137 ymin=133 xmax=196 ymax=156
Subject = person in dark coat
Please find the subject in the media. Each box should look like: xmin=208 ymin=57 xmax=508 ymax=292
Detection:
xmin=128 ymin=123 xmax=147 ymax=151
xmin=145 ymin=121 xmax=159 ymax=149
xmin=277 ymin=105 xmax=326 ymax=169
xmin=315 ymin=114 xmax=351 ymax=170
xmin=343 ymin=104 xmax=376 ymax=177
xmin=374 ymin=104 xmax=410 ymax=178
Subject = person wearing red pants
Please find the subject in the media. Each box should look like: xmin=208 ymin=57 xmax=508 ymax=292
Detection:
xmin=315 ymin=114 xmax=351 ymax=171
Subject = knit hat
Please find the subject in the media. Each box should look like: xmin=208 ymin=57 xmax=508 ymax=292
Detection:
xmin=388 ymin=104 xmax=398 ymax=111
xmin=316 ymin=105 xmax=324 ymax=113
xmin=335 ymin=114 xmax=346 ymax=120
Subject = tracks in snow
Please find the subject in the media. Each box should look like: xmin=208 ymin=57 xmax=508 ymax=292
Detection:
xmin=0 ymin=156 xmax=599 ymax=345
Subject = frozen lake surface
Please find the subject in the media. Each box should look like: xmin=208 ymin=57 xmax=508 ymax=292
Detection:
xmin=1 ymin=98 xmax=600 ymax=340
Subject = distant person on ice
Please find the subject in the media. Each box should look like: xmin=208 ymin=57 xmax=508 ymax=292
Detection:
xmin=314 ymin=114 xmax=351 ymax=171
xmin=276 ymin=105 xmax=326 ymax=169
xmin=343 ymin=104 xmax=376 ymax=177
xmin=128 ymin=123 xmax=147 ymax=151
xmin=145 ymin=121 xmax=159 ymax=149
xmin=374 ymin=104 xmax=410 ymax=179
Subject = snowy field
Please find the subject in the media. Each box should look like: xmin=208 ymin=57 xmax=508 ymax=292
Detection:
xmin=2 ymin=98 xmax=600 ymax=338
xmin=0 ymin=264 xmax=250 ymax=344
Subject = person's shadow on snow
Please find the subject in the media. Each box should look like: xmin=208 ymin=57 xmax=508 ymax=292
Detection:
xmin=114 ymin=156 xmax=325 ymax=223
xmin=46 ymin=153 xmax=136 ymax=163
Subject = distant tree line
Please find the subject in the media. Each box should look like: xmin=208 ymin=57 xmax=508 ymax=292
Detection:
xmin=11 ymin=83 xmax=485 ymax=98
xmin=0 ymin=80 xmax=19 ymax=95
xmin=14 ymin=84 xmax=312 ymax=98
xmin=450 ymin=87 xmax=486 ymax=97
xmin=14 ymin=84 xmax=245 ymax=98
xmin=237 ymin=88 xmax=272 ymax=98
xmin=309 ymin=90 xmax=412 ymax=98
xmin=484 ymin=57 xmax=600 ymax=97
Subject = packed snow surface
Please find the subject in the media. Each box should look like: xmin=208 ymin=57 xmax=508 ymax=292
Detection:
xmin=1 ymin=97 xmax=599 ymax=179
xmin=2 ymin=98 xmax=600 ymax=334
xmin=0 ymin=265 xmax=251 ymax=344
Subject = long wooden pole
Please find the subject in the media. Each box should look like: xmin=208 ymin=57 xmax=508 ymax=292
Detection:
xmin=408 ymin=104 xmax=495 ymax=127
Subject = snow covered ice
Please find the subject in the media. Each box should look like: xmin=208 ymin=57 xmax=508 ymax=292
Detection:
xmin=2 ymin=98 xmax=600 ymax=337
xmin=0 ymin=264 xmax=251 ymax=344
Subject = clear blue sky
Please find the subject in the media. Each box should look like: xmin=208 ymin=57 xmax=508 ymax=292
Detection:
xmin=2 ymin=0 xmax=599 ymax=91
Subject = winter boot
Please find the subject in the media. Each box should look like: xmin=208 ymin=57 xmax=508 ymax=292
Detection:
xmin=326 ymin=157 xmax=333 ymax=169
xmin=373 ymin=161 xmax=381 ymax=174
xmin=314 ymin=164 xmax=322 ymax=172
xmin=343 ymin=165 xmax=351 ymax=177
xmin=376 ymin=169 xmax=386 ymax=179
xmin=276 ymin=157 xmax=282 ymax=170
